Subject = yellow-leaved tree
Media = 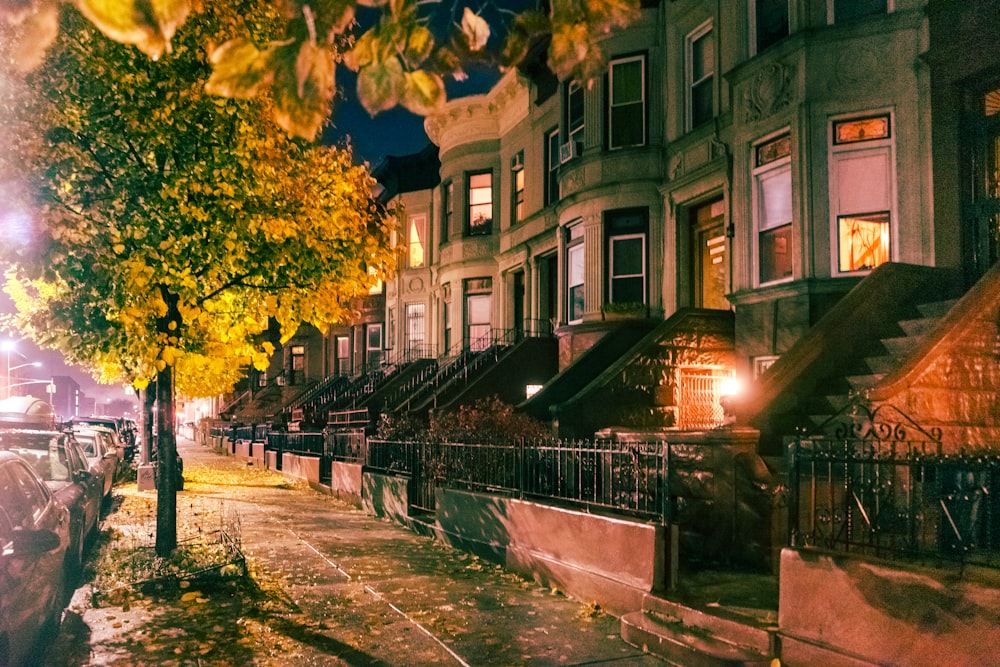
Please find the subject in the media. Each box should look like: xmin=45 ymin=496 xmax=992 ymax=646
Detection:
xmin=0 ymin=2 xmax=397 ymax=555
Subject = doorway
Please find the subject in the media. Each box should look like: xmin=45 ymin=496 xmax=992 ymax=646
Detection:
xmin=690 ymin=197 xmax=728 ymax=309
xmin=962 ymin=81 xmax=1000 ymax=284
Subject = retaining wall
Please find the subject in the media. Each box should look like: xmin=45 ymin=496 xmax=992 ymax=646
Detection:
xmin=778 ymin=548 xmax=1000 ymax=666
xmin=432 ymin=487 xmax=664 ymax=615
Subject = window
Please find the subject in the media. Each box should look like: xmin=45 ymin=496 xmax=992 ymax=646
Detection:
xmin=831 ymin=0 xmax=888 ymax=23
xmin=566 ymin=224 xmax=585 ymax=323
xmin=687 ymin=22 xmax=714 ymax=130
xmin=830 ymin=114 xmax=894 ymax=273
xmin=335 ymin=335 xmax=350 ymax=376
xmin=407 ymin=213 xmax=426 ymax=268
xmin=754 ymin=133 xmax=793 ymax=284
xmin=752 ymin=0 xmax=789 ymax=54
xmin=545 ymin=128 xmax=561 ymax=205
xmin=441 ymin=180 xmax=453 ymax=242
xmin=405 ymin=303 xmax=426 ymax=358
xmin=609 ymin=56 xmax=646 ymax=149
xmin=606 ymin=209 xmax=648 ymax=304
xmin=467 ymin=172 xmax=493 ymax=235
xmin=365 ymin=324 xmax=382 ymax=369
xmin=442 ymin=299 xmax=452 ymax=354
xmin=289 ymin=344 xmax=305 ymax=385
xmin=511 ymin=152 xmax=525 ymax=225
xmin=566 ymin=81 xmax=584 ymax=147
xmin=465 ymin=278 xmax=492 ymax=351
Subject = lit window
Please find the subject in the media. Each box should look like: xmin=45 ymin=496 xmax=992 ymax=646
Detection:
xmin=335 ymin=336 xmax=350 ymax=376
xmin=567 ymin=224 xmax=585 ymax=323
xmin=687 ymin=22 xmax=714 ymax=130
xmin=839 ymin=212 xmax=890 ymax=271
xmin=290 ymin=345 xmax=305 ymax=385
xmin=465 ymin=280 xmax=492 ymax=351
xmin=609 ymin=56 xmax=646 ymax=149
xmin=408 ymin=213 xmax=426 ymax=268
xmin=754 ymin=133 xmax=793 ymax=284
xmin=830 ymin=114 xmax=894 ymax=274
xmin=511 ymin=152 xmax=525 ymax=225
xmin=467 ymin=172 xmax=492 ymax=236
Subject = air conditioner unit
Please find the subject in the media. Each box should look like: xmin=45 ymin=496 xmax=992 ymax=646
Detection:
xmin=276 ymin=375 xmax=286 ymax=386
xmin=510 ymin=152 xmax=523 ymax=170
xmin=559 ymin=141 xmax=582 ymax=164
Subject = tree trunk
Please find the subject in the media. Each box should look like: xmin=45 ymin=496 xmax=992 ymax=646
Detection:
xmin=155 ymin=362 xmax=177 ymax=556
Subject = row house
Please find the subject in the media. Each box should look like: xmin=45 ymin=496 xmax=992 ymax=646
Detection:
xmin=231 ymin=0 xmax=999 ymax=456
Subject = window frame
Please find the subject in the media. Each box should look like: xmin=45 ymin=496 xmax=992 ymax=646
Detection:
xmin=828 ymin=112 xmax=896 ymax=276
xmin=405 ymin=302 xmax=426 ymax=358
xmin=753 ymin=132 xmax=794 ymax=286
xmin=466 ymin=171 xmax=493 ymax=236
xmin=566 ymin=80 xmax=585 ymax=147
xmin=441 ymin=179 xmax=453 ymax=243
xmin=511 ymin=151 xmax=525 ymax=226
xmin=608 ymin=54 xmax=647 ymax=150
xmin=686 ymin=20 xmax=715 ymax=131
xmin=407 ymin=212 xmax=427 ymax=268
xmin=545 ymin=127 xmax=561 ymax=206
xmin=566 ymin=223 xmax=585 ymax=324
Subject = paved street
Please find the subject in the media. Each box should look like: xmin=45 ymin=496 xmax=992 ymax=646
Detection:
xmin=54 ymin=437 xmax=664 ymax=666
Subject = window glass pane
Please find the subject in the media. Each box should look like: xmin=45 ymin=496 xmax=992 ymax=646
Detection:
xmin=838 ymin=212 xmax=890 ymax=271
xmin=692 ymin=33 xmax=713 ymax=82
xmin=406 ymin=304 xmax=425 ymax=353
xmin=611 ymin=104 xmax=644 ymax=148
xmin=759 ymin=224 xmax=792 ymax=283
xmin=568 ymin=81 xmax=584 ymax=141
xmin=760 ymin=166 xmax=792 ymax=230
xmin=834 ymin=0 xmax=887 ymax=22
xmin=612 ymin=60 xmax=642 ymax=105
xmin=408 ymin=214 xmax=426 ymax=267
xmin=568 ymin=242 xmax=585 ymax=321
xmin=612 ymin=236 xmax=644 ymax=276
xmin=692 ymin=81 xmax=713 ymax=128
xmin=756 ymin=0 xmax=789 ymax=53
xmin=468 ymin=173 xmax=492 ymax=234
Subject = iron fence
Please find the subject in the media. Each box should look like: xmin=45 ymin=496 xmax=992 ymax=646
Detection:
xmin=367 ymin=439 xmax=670 ymax=520
xmin=789 ymin=404 xmax=1000 ymax=570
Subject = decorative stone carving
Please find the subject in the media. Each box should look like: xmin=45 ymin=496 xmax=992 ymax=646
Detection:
xmin=407 ymin=277 xmax=424 ymax=293
xmin=669 ymin=153 xmax=684 ymax=180
xmin=743 ymin=63 xmax=794 ymax=123
xmin=832 ymin=48 xmax=880 ymax=88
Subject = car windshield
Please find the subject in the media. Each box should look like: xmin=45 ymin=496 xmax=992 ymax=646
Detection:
xmin=8 ymin=445 xmax=72 ymax=483
xmin=75 ymin=433 xmax=100 ymax=457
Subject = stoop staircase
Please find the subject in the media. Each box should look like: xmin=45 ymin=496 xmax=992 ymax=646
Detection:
xmin=809 ymin=298 xmax=959 ymax=428
xmin=621 ymin=594 xmax=777 ymax=666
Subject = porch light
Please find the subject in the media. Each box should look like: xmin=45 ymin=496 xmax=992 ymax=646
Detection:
xmin=526 ymin=384 xmax=543 ymax=399
xmin=719 ymin=376 xmax=742 ymax=419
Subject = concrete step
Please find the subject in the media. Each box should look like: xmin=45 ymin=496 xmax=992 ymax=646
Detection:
xmin=621 ymin=594 xmax=776 ymax=666
xmin=897 ymin=315 xmax=940 ymax=338
xmin=916 ymin=299 xmax=958 ymax=320
xmin=881 ymin=336 xmax=921 ymax=359
xmin=863 ymin=354 xmax=896 ymax=375
xmin=845 ymin=373 xmax=885 ymax=391
xmin=621 ymin=610 xmax=773 ymax=667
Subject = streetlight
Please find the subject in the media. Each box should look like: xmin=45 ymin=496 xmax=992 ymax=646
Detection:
xmin=1 ymin=340 xmax=27 ymax=401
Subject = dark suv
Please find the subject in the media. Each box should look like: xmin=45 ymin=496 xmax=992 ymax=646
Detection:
xmin=0 ymin=450 xmax=71 ymax=666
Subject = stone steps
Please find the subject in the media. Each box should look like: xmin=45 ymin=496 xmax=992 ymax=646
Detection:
xmin=809 ymin=298 xmax=959 ymax=429
xmin=621 ymin=594 xmax=776 ymax=666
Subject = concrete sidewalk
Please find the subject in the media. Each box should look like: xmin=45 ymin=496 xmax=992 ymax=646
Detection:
xmin=58 ymin=436 xmax=666 ymax=665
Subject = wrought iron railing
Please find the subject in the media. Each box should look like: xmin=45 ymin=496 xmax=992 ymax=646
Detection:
xmin=366 ymin=439 xmax=670 ymax=520
xmin=789 ymin=402 xmax=1000 ymax=570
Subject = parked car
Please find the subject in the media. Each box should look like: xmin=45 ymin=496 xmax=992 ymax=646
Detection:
xmin=68 ymin=416 xmax=134 ymax=462
xmin=70 ymin=426 xmax=119 ymax=506
xmin=0 ymin=429 xmax=101 ymax=576
xmin=0 ymin=450 xmax=71 ymax=667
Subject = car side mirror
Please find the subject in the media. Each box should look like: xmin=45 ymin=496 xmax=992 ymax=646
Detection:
xmin=8 ymin=528 xmax=61 ymax=556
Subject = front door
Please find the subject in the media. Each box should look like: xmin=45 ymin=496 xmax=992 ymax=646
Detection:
xmin=963 ymin=81 xmax=1000 ymax=284
xmin=690 ymin=198 xmax=728 ymax=309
